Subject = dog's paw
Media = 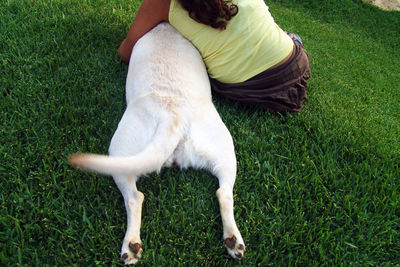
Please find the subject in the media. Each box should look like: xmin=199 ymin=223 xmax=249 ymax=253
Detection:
xmin=224 ymin=235 xmax=245 ymax=259
xmin=120 ymin=242 xmax=143 ymax=265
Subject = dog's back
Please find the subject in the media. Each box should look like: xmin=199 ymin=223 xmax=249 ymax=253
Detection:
xmin=126 ymin=23 xmax=211 ymax=107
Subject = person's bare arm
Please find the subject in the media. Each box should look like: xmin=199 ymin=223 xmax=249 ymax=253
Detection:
xmin=118 ymin=0 xmax=171 ymax=64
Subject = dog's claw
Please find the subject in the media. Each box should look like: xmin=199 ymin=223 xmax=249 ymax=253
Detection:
xmin=121 ymin=242 xmax=143 ymax=265
xmin=121 ymin=253 xmax=128 ymax=260
xmin=224 ymin=235 xmax=245 ymax=260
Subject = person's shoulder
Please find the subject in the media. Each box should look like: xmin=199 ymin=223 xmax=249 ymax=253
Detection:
xmin=141 ymin=0 xmax=171 ymax=18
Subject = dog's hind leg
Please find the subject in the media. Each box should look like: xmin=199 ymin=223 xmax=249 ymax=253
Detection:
xmin=113 ymin=175 xmax=144 ymax=265
xmin=188 ymin=114 xmax=245 ymax=259
xmin=215 ymin=163 xmax=246 ymax=259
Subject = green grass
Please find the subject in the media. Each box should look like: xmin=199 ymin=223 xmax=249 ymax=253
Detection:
xmin=1 ymin=0 xmax=399 ymax=265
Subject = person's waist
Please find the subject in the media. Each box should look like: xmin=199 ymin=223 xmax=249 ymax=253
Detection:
xmin=267 ymin=43 xmax=295 ymax=70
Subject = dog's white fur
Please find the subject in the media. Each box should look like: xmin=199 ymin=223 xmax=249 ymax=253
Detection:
xmin=69 ymin=23 xmax=245 ymax=264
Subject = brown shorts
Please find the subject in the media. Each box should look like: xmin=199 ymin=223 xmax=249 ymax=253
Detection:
xmin=210 ymin=41 xmax=311 ymax=112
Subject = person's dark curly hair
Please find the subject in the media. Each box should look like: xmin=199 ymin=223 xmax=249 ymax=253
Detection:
xmin=177 ymin=0 xmax=239 ymax=30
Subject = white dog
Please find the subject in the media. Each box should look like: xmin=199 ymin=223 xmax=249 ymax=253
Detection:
xmin=69 ymin=23 xmax=245 ymax=265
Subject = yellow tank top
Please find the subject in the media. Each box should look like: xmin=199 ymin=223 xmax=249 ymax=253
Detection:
xmin=169 ymin=0 xmax=294 ymax=83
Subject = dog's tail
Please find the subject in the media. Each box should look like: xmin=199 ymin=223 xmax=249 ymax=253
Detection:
xmin=68 ymin=118 xmax=183 ymax=177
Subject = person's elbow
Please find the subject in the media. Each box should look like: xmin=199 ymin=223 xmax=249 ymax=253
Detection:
xmin=118 ymin=39 xmax=133 ymax=65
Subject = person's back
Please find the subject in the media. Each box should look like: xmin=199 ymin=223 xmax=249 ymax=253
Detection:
xmin=169 ymin=0 xmax=294 ymax=83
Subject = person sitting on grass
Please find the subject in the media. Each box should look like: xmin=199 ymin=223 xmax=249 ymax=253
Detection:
xmin=118 ymin=0 xmax=311 ymax=112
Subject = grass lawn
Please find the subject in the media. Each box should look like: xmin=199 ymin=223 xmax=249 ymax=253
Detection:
xmin=1 ymin=0 xmax=399 ymax=265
